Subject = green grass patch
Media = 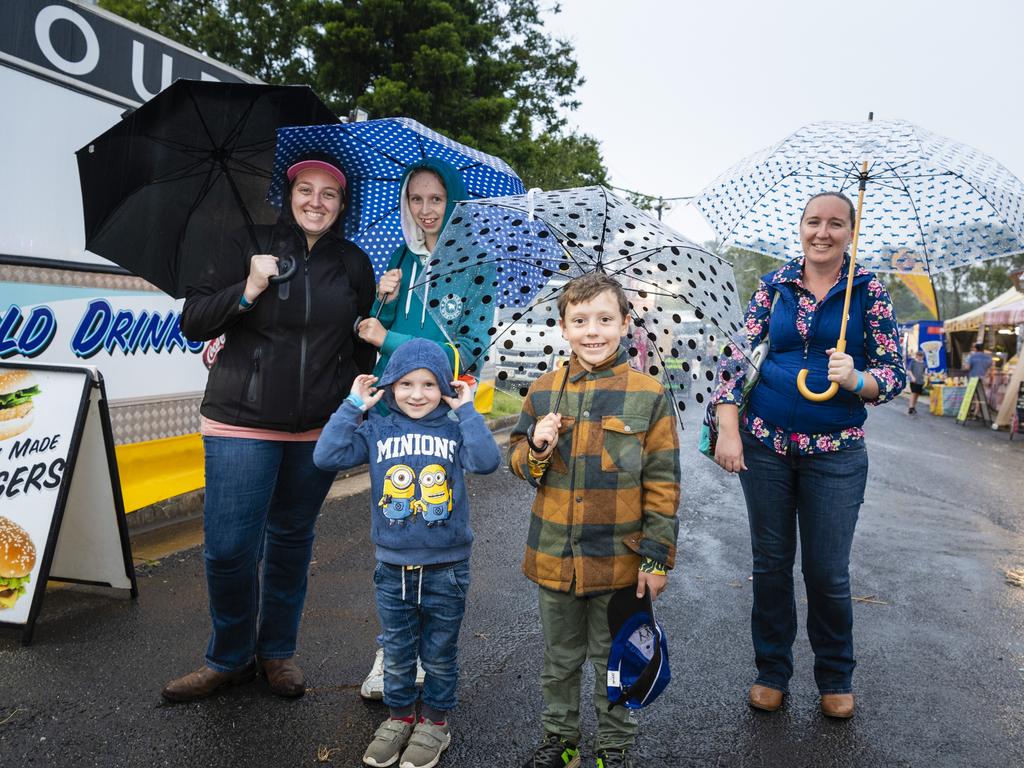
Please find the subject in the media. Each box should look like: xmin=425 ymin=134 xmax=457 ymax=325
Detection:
xmin=487 ymin=388 xmax=524 ymax=420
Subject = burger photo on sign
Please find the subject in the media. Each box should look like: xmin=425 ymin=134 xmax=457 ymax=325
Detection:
xmin=0 ymin=516 xmax=37 ymax=610
xmin=0 ymin=369 xmax=41 ymax=441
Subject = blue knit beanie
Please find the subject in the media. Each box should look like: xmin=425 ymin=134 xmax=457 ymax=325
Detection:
xmin=377 ymin=338 xmax=455 ymax=397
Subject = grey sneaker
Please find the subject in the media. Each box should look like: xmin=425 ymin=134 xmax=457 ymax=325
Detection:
xmin=362 ymin=718 xmax=414 ymax=767
xmin=596 ymin=748 xmax=635 ymax=768
xmin=398 ymin=719 xmax=451 ymax=768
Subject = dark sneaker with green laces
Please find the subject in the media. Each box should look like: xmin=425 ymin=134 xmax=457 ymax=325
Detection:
xmin=522 ymin=733 xmax=581 ymax=768
xmin=596 ymin=748 xmax=635 ymax=768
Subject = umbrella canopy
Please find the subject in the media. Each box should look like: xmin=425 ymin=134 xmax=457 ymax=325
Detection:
xmin=77 ymin=80 xmax=339 ymax=298
xmin=268 ymin=118 xmax=526 ymax=277
xmin=695 ymin=118 xmax=1024 ymax=275
xmin=417 ymin=186 xmax=745 ymax=414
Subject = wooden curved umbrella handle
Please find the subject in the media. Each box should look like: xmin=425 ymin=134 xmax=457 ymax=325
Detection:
xmin=796 ymin=339 xmax=847 ymax=402
xmin=796 ymin=369 xmax=839 ymax=402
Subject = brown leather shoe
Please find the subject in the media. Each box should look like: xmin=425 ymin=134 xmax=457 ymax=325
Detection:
xmin=161 ymin=663 xmax=256 ymax=702
xmin=821 ymin=693 xmax=855 ymax=718
xmin=748 ymin=684 xmax=784 ymax=711
xmin=259 ymin=657 xmax=305 ymax=698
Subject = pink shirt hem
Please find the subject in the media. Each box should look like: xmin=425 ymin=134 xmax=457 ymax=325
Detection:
xmin=200 ymin=416 xmax=322 ymax=442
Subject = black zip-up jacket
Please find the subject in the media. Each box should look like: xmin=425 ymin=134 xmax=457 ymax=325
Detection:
xmin=182 ymin=219 xmax=376 ymax=432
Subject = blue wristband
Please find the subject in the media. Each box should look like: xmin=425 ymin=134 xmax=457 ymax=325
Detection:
xmin=853 ymin=370 xmax=865 ymax=393
xmin=345 ymin=392 xmax=365 ymax=410
xmin=238 ymin=293 xmax=253 ymax=310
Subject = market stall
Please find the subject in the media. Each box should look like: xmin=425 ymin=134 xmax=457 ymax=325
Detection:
xmin=929 ymin=288 xmax=1023 ymax=418
xmin=986 ymin=298 xmax=1024 ymax=429
xmin=943 ymin=287 xmax=1023 ymax=368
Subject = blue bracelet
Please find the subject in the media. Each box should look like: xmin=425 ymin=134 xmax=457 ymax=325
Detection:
xmin=345 ymin=392 xmax=365 ymax=410
xmin=238 ymin=293 xmax=253 ymax=310
xmin=852 ymin=370 xmax=865 ymax=393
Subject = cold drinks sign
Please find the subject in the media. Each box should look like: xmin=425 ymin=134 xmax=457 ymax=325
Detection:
xmin=0 ymin=362 xmax=136 ymax=644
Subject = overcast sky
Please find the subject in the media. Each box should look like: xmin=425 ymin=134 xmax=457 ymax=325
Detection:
xmin=545 ymin=0 xmax=1024 ymax=244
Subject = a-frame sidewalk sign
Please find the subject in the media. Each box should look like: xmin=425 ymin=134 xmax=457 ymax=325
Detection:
xmin=0 ymin=362 xmax=137 ymax=644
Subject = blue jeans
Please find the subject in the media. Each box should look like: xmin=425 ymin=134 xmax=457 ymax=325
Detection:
xmin=737 ymin=430 xmax=868 ymax=694
xmin=202 ymin=437 xmax=335 ymax=672
xmin=373 ymin=560 xmax=470 ymax=712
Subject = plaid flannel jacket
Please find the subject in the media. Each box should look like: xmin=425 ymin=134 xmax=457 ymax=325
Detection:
xmin=509 ymin=348 xmax=681 ymax=596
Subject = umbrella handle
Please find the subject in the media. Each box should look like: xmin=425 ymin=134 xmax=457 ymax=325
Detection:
xmin=796 ymin=339 xmax=846 ymax=402
xmin=525 ymin=359 xmax=571 ymax=452
xmin=351 ymin=298 xmax=388 ymax=334
xmin=268 ymin=257 xmax=299 ymax=285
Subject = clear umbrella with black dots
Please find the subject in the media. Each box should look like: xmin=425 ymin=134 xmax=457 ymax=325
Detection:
xmin=413 ymin=185 xmax=747 ymax=425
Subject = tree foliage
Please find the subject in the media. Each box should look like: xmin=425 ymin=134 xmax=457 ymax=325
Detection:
xmin=713 ymin=246 xmax=779 ymax=309
xmin=100 ymin=0 xmax=606 ymax=189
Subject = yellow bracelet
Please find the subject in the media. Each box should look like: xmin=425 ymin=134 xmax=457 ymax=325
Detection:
xmin=527 ymin=449 xmax=550 ymax=479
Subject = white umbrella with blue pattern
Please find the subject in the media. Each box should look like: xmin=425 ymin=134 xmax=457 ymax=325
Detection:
xmin=695 ymin=117 xmax=1024 ymax=274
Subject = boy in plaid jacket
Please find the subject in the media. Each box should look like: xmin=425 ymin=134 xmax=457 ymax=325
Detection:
xmin=509 ymin=273 xmax=681 ymax=768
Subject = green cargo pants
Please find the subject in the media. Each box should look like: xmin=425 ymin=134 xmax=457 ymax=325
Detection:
xmin=538 ymin=586 xmax=637 ymax=751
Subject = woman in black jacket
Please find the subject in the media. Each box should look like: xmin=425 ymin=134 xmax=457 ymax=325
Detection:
xmin=162 ymin=154 xmax=376 ymax=702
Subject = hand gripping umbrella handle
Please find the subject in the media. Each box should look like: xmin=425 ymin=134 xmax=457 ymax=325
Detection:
xmin=796 ymin=339 xmax=846 ymax=402
xmin=268 ymin=257 xmax=299 ymax=284
xmin=526 ymin=359 xmax=571 ymax=452
xmin=351 ymin=292 xmax=390 ymax=334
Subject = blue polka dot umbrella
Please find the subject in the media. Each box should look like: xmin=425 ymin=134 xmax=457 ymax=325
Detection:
xmin=417 ymin=186 xmax=745 ymax=419
xmin=269 ymin=118 xmax=525 ymax=277
xmin=695 ymin=115 xmax=1024 ymax=401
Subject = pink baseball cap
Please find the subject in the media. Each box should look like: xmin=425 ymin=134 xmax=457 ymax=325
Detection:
xmin=286 ymin=159 xmax=347 ymax=191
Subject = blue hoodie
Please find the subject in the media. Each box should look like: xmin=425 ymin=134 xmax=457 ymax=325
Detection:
xmin=313 ymin=338 xmax=501 ymax=565
xmin=372 ymin=158 xmax=470 ymax=380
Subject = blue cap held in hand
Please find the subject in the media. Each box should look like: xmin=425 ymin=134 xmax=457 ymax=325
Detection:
xmin=606 ymin=585 xmax=670 ymax=710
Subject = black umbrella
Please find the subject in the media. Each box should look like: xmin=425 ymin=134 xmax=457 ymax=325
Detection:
xmin=76 ymin=80 xmax=339 ymax=298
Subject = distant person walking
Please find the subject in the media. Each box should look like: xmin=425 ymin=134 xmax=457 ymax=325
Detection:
xmin=907 ymin=349 xmax=927 ymax=414
xmin=965 ymin=342 xmax=994 ymax=384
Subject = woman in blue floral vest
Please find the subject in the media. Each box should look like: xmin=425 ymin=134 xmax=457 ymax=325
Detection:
xmin=712 ymin=192 xmax=906 ymax=720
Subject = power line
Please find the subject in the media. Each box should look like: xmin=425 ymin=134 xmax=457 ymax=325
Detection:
xmin=608 ymin=184 xmax=695 ymax=220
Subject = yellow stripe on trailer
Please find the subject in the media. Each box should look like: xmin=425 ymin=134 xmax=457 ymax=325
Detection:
xmin=114 ymin=433 xmax=205 ymax=513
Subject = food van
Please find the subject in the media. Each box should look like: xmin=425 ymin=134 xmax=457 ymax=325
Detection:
xmin=1 ymin=0 xmax=259 ymax=523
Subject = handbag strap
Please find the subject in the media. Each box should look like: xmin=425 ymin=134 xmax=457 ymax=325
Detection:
xmin=763 ymin=284 xmax=780 ymax=341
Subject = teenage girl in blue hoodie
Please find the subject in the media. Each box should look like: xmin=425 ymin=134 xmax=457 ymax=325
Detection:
xmin=355 ymin=158 xmax=479 ymax=388
xmin=314 ymin=338 xmax=500 ymax=768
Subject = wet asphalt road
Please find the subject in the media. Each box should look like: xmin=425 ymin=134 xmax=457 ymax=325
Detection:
xmin=1 ymin=403 xmax=1023 ymax=767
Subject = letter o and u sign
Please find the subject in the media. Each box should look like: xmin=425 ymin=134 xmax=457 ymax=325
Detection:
xmin=35 ymin=5 xmax=100 ymax=76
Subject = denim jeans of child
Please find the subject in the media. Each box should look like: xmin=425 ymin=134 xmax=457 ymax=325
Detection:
xmin=737 ymin=430 xmax=868 ymax=695
xmin=373 ymin=560 xmax=470 ymax=713
xmin=202 ymin=437 xmax=335 ymax=672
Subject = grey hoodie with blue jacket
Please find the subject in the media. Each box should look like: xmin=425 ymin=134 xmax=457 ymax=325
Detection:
xmin=313 ymin=338 xmax=501 ymax=566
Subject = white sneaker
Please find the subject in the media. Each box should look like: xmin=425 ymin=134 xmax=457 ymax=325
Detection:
xmin=360 ymin=648 xmax=385 ymax=700
xmin=359 ymin=648 xmax=427 ymax=700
